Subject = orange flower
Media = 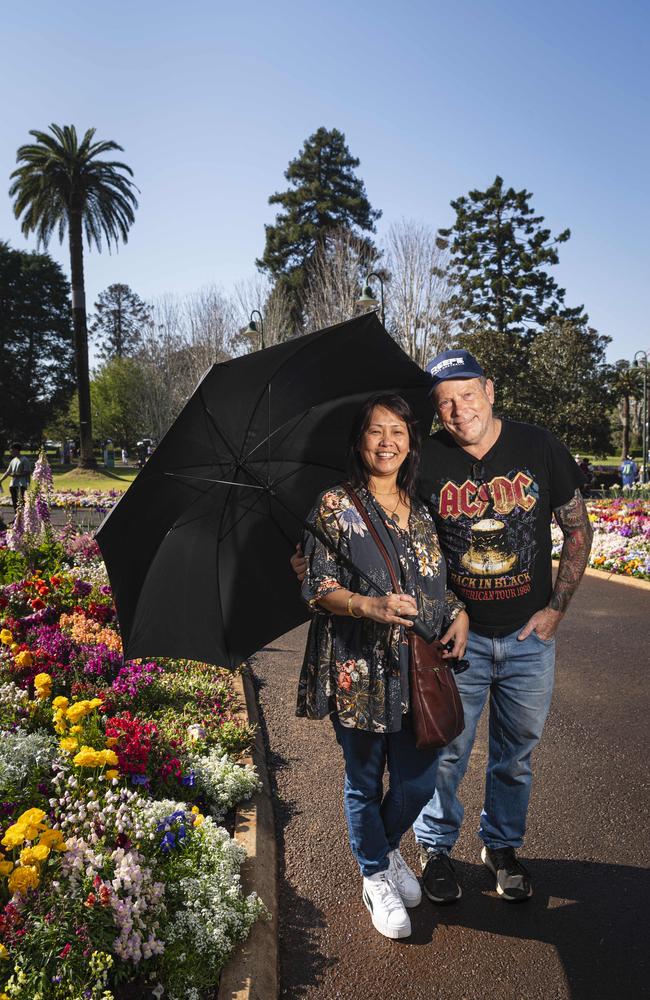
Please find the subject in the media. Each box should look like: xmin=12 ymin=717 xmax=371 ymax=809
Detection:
xmin=338 ymin=671 xmax=352 ymax=691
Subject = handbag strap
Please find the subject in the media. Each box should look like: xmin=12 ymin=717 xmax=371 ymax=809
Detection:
xmin=343 ymin=484 xmax=403 ymax=595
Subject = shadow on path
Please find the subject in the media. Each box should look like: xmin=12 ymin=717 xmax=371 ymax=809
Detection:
xmin=408 ymin=858 xmax=650 ymax=999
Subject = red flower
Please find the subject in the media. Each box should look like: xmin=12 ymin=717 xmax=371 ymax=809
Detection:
xmin=58 ymin=943 xmax=72 ymax=959
xmin=30 ymin=598 xmax=46 ymax=611
xmin=84 ymin=892 xmax=96 ymax=908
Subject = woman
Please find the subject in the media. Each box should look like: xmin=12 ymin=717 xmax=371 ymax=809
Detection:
xmin=297 ymin=393 xmax=468 ymax=940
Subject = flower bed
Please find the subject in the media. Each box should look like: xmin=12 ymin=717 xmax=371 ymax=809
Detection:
xmin=552 ymin=498 xmax=650 ymax=580
xmin=0 ymin=528 xmax=266 ymax=997
xmin=1 ymin=490 xmax=122 ymax=512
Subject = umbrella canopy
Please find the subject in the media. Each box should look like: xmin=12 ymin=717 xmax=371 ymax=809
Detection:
xmin=96 ymin=313 xmax=433 ymax=668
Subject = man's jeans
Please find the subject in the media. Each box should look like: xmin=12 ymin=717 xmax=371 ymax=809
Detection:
xmin=413 ymin=628 xmax=555 ymax=852
xmin=332 ymin=713 xmax=440 ymax=877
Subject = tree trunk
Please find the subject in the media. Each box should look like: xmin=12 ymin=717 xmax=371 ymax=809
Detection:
xmin=621 ymin=395 xmax=630 ymax=459
xmin=68 ymin=210 xmax=95 ymax=468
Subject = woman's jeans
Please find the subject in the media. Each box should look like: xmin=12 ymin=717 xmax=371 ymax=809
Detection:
xmin=413 ymin=628 xmax=555 ymax=852
xmin=332 ymin=712 xmax=440 ymax=877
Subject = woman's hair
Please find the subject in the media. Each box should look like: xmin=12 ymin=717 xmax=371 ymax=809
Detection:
xmin=347 ymin=393 xmax=421 ymax=498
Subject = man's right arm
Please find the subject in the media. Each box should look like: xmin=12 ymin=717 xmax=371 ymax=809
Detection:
xmin=290 ymin=543 xmax=308 ymax=583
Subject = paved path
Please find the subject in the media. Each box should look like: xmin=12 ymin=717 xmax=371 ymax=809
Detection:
xmin=251 ymin=573 xmax=650 ymax=1000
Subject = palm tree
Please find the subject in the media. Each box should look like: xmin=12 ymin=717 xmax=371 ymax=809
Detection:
xmin=10 ymin=124 xmax=138 ymax=467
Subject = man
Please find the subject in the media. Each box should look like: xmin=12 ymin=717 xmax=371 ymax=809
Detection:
xmin=292 ymin=349 xmax=593 ymax=906
xmin=619 ymin=455 xmax=638 ymax=488
xmin=412 ymin=350 xmax=592 ymax=904
xmin=0 ymin=443 xmax=32 ymax=510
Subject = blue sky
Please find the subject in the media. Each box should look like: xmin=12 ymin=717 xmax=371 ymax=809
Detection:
xmin=3 ymin=0 xmax=648 ymax=363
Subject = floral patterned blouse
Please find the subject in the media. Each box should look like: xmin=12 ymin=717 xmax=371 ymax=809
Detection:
xmin=296 ymin=484 xmax=465 ymax=733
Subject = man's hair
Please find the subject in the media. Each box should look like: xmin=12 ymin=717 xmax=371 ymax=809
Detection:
xmin=347 ymin=393 xmax=421 ymax=498
xmin=10 ymin=442 xmax=21 ymax=452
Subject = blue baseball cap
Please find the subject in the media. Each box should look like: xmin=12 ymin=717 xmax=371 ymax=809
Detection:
xmin=426 ymin=349 xmax=485 ymax=389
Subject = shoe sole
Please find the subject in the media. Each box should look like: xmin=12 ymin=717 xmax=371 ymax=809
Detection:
xmin=363 ymin=890 xmax=411 ymax=939
xmin=422 ymin=882 xmax=462 ymax=904
xmin=480 ymin=846 xmax=533 ymax=902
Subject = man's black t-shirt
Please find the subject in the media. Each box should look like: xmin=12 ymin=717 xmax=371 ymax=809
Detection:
xmin=419 ymin=419 xmax=583 ymax=636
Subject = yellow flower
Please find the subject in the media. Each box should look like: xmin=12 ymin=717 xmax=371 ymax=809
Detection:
xmin=38 ymin=829 xmax=66 ymax=849
xmin=105 ymin=769 xmax=120 ymax=780
xmin=1 ymin=826 xmax=25 ymax=849
xmin=8 ymin=864 xmax=39 ymax=895
xmin=0 ymin=860 xmax=14 ymax=875
xmin=89 ymin=698 xmax=103 ymax=709
xmin=52 ymin=696 xmax=69 ymax=710
xmin=73 ymin=746 xmax=102 ymax=768
xmin=0 ymin=629 xmax=13 ymax=645
xmin=0 ymin=942 xmax=8 ymax=958
xmin=193 ymin=812 xmax=205 ymax=827
xmin=10 ymin=643 xmax=19 ymax=654
xmin=14 ymin=651 xmax=33 ymax=669
xmin=70 ymin=725 xmax=83 ymax=734
xmin=97 ymin=749 xmax=118 ymax=767
xmin=59 ymin=737 xmax=79 ymax=753
xmin=106 ymin=737 xmax=118 ymax=748
xmin=17 ymin=808 xmax=46 ymax=827
xmin=20 ymin=844 xmax=50 ymax=865
xmin=34 ymin=672 xmax=52 ymax=688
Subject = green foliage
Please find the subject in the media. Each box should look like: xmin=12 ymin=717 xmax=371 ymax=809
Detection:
xmin=90 ymin=356 xmax=145 ymax=448
xmin=90 ymin=283 xmax=151 ymax=361
xmin=0 ymin=536 xmax=66 ymax=583
xmin=0 ymin=242 xmax=74 ymax=451
xmin=439 ymin=175 xmax=584 ymax=336
xmin=460 ymin=319 xmax=613 ymax=451
xmin=10 ymin=125 xmax=138 ymax=253
xmin=257 ymin=126 xmax=380 ymax=323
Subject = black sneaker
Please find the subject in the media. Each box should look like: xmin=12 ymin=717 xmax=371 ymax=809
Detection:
xmin=419 ymin=847 xmax=462 ymax=903
xmin=481 ymin=846 xmax=533 ymax=902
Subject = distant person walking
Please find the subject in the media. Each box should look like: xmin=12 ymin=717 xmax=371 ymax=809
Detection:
xmin=619 ymin=455 xmax=638 ymax=487
xmin=0 ymin=443 xmax=32 ymax=510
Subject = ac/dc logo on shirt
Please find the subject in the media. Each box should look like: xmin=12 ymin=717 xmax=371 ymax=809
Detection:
xmin=438 ymin=472 xmax=537 ymax=520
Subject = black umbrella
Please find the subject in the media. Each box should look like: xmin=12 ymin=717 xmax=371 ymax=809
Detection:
xmin=96 ymin=313 xmax=433 ymax=669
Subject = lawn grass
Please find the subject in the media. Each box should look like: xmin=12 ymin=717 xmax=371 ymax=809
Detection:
xmin=51 ymin=465 xmax=137 ymax=492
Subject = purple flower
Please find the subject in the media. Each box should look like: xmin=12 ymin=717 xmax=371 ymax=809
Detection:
xmin=73 ymin=579 xmax=92 ymax=597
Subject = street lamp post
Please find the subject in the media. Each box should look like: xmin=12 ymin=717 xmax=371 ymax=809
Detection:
xmin=633 ymin=350 xmax=648 ymax=483
xmin=245 ymin=310 xmax=265 ymax=350
xmin=357 ymin=272 xmax=385 ymax=326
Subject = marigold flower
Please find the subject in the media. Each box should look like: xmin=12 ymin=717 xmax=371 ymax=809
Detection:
xmin=0 ymin=629 xmax=12 ymax=645
xmin=70 ymin=725 xmax=83 ymax=734
xmin=8 ymin=864 xmax=40 ymax=895
xmin=105 ymin=769 xmax=120 ymax=780
xmin=52 ymin=696 xmax=69 ymax=710
xmin=1 ymin=827 xmax=25 ymax=850
xmin=59 ymin=737 xmax=79 ymax=753
xmin=0 ymin=861 xmax=14 ymax=876
xmin=14 ymin=650 xmax=34 ymax=669
xmin=105 ymin=737 xmax=118 ymax=747
xmin=0 ymin=943 xmax=8 ymax=959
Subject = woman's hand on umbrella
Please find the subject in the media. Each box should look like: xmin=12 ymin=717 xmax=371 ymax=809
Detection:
xmin=362 ymin=593 xmax=418 ymax=627
xmin=291 ymin=543 xmax=308 ymax=583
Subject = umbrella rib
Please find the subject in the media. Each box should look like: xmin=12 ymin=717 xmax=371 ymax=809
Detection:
xmin=243 ymin=410 xmax=312 ymax=463
xmin=164 ymin=472 xmax=265 ymax=490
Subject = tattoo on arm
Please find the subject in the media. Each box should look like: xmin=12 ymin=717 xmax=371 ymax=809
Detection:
xmin=550 ymin=489 xmax=593 ymax=613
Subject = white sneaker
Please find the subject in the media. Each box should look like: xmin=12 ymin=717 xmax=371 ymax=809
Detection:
xmin=362 ymin=871 xmax=412 ymax=939
xmin=388 ymin=848 xmax=422 ymax=907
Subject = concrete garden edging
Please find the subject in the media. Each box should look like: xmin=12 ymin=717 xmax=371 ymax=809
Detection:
xmin=218 ymin=668 xmax=279 ymax=1000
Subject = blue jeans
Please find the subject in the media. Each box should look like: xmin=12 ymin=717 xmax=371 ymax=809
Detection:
xmin=413 ymin=628 xmax=555 ymax=852
xmin=332 ymin=713 xmax=440 ymax=877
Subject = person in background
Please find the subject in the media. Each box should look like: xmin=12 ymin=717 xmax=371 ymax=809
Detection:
xmin=0 ymin=443 xmax=32 ymax=510
xmin=619 ymin=454 xmax=638 ymax=487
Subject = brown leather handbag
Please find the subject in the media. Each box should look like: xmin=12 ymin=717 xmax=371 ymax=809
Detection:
xmin=344 ymin=485 xmax=465 ymax=750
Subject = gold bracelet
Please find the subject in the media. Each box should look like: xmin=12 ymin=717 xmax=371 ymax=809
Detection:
xmin=347 ymin=594 xmax=363 ymax=618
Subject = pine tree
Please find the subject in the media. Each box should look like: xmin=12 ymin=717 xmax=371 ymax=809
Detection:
xmin=438 ymin=176 xmax=584 ymax=337
xmin=257 ymin=127 xmax=380 ymax=324
xmin=90 ymin=283 xmax=151 ymax=360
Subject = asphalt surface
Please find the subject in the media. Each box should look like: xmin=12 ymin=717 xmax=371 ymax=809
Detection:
xmin=251 ymin=573 xmax=650 ymax=1000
